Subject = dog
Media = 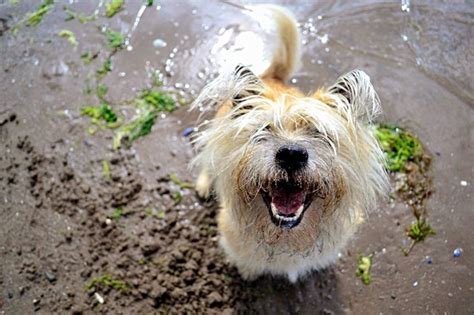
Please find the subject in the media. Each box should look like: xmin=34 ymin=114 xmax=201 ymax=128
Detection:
xmin=191 ymin=4 xmax=388 ymax=282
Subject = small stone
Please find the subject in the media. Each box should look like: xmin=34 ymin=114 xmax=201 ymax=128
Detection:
xmin=182 ymin=127 xmax=195 ymax=137
xmin=425 ymin=256 xmax=433 ymax=264
xmin=45 ymin=271 xmax=57 ymax=283
xmin=453 ymin=247 xmax=463 ymax=257
xmin=94 ymin=292 xmax=104 ymax=304
xmin=33 ymin=298 xmax=40 ymax=305
xmin=207 ymin=291 xmax=223 ymax=307
xmin=141 ymin=242 xmax=160 ymax=256
xmin=460 ymin=180 xmax=468 ymax=186
xmin=413 ymin=281 xmax=418 ymax=287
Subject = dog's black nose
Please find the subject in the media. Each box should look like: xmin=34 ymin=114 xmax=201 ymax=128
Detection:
xmin=276 ymin=144 xmax=308 ymax=171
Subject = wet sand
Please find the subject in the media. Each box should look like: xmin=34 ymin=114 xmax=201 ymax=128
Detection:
xmin=0 ymin=0 xmax=473 ymax=314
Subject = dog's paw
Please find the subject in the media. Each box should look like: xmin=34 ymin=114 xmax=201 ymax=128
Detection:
xmin=195 ymin=172 xmax=211 ymax=199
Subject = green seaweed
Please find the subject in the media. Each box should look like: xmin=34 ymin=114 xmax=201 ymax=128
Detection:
xmin=12 ymin=0 xmax=54 ymax=33
xmin=105 ymin=0 xmax=123 ymax=18
xmin=96 ymin=58 xmax=112 ymax=79
xmin=104 ymin=29 xmax=125 ymax=50
xmin=113 ymin=90 xmax=176 ymax=148
xmin=356 ymin=254 xmax=372 ymax=285
xmin=113 ymin=107 xmax=156 ymax=149
xmin=146 ymin=0 xmax=154 ymax=6
xmin=27 ymin=0 xmax=54 ymax=26
xmin=96 ymin=84 xmax=108 ymax=100
xmin=112 ymin=207 xmax=123 ymax=221
xmin=374 ymin=124 xmax=423 ymax=172
xmin=81 ymin=102 xmax=117 ymax=125
xmin=63 ymin=6 xmax=98 ymax=23
xmin=80 ymin=51 xmax=98 ymax=65
xmin=86 ymin=274 xmax=129 ymax=292
xmin=58 ymin=29 xmax=77 ymax=47
xmin=157 ymin=210 xmax=165 ymax=219
xmin=139 ymin=90 xmax=175 ymax=112
xmin=101 ymin=160 xmax=111 ymax=179
xmin=169 ymin=174 xmax=194 ymax=189
xmin=403 ymin=218 xmax=435 ymax=256
xmin=172 ymin=191 xmax=183 ymax=204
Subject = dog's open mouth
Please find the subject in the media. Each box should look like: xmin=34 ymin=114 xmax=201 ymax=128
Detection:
xmin=261 ymin=181 xmax=313 ymax=229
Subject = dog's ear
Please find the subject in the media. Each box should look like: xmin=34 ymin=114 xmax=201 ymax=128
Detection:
xmin=232 ymin=64 xmax=262 ymax=107
xmin=328 ymin=69 xmax=381 ymax=122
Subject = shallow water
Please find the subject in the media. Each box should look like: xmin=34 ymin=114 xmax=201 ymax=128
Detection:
xmin=0 ymin=0 xmax=473 ymax=313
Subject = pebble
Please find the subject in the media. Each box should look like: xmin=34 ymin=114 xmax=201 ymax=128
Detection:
xmin=94 ymin=292 xmax=104 ymax=304
xmin=153 ymin=38 xmax=167 ymax=48
xmin=45 ymin=271 xmax=57 ymax=283
xmin=425 ymin=256 xmax=433 ymax=264
xmin=453 ymin=247 xmax=463 ymax=257
xmin=460 ymin=180 xmax=467 ymax=186
xmin=182 ymin=127 xmax=195 ymax=137
xmin=207 ymin=291 xmax=223 ymax=307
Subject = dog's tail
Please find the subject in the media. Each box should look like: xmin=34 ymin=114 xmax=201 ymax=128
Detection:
xmin=244 ymin=4 xmax=301 ymax=82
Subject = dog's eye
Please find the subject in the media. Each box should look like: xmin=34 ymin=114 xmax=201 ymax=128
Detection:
xmin=308 ymin=126 xmax=321 ymax=136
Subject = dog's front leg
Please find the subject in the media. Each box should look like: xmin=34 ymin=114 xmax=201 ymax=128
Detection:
xmin=196 ymin=168 xmax=212 ymax=199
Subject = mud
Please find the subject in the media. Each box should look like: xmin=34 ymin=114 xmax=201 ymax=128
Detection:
xmin=1 ymin=1 xmax=473 ymax=314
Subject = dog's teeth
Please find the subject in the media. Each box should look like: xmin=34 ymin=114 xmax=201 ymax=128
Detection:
xmin=271 ymin=203 xmax=304 ymax=221
xmin=270 ymin=203 xmax=279 ymax=216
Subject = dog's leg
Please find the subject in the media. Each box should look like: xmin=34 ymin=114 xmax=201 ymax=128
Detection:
xmin=196 ymin=168 xmax=211 ymax=199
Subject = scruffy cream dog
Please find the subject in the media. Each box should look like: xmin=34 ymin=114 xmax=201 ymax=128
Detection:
xmin=191 ymin=5 xmax=388 ymax=282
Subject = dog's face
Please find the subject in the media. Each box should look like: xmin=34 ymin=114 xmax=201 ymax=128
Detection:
xmin=193 ymin=67 xmax=387 ymax=253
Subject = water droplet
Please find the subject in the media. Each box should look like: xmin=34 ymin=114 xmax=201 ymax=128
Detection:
xmin=153 ymin=38 xmax=167 ymax=48
xmin=401 ymin=0 xmax=410 ymax=12
xmin=318 ymin=34 xmax=329 ymax=44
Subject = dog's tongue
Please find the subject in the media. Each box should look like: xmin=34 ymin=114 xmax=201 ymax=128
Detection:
xmin=271 ymin=187 xmax=305 ymax=216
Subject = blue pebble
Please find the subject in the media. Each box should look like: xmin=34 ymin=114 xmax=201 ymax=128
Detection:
xmin=182 ymin=127 xmax=195 ymax=137
xmin=453 ymin=248 xmax=462 ymax=258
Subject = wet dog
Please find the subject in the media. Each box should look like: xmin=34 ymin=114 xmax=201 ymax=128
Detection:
xmin=191 ymin=5 xmax=388 ymax=282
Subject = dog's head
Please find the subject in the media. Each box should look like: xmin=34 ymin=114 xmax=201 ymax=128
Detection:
xmin=192 ymin=66 xmax=388 ymax=251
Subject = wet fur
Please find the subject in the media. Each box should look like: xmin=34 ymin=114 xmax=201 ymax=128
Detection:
xmin=191 ymin=5 xmax=388 ymax=282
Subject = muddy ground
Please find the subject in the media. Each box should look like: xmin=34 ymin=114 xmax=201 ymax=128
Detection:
xmin=0 ymin=1 xmax=473 ymax=314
